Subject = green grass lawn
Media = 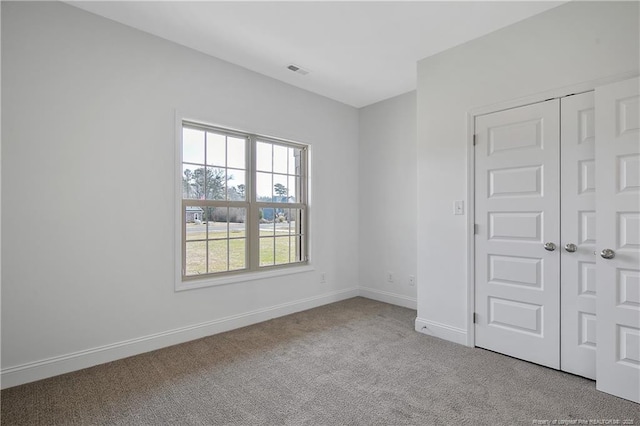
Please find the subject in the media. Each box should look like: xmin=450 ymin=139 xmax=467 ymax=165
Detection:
xmin=185 ymin=225 xmax=299 ymax=275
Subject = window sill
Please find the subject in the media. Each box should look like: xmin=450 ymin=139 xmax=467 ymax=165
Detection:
xmin=176 ymin=264 xmax=315 ymax=292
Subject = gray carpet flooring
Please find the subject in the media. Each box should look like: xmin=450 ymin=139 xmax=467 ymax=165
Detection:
xmin=1 ymin=297 xmax=638 ymax=425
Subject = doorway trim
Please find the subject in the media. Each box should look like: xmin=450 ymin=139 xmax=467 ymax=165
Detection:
xmin=464 ymin=70 xmax=639 ymax=348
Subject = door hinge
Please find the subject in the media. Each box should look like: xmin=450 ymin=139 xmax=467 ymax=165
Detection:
xmin=473 ymin=312 xmax=478 ymax=324
xmin=472 ymin=134 xmax=477 ymax=146
xmin=474 ymin=224 xmax=479 ymax=234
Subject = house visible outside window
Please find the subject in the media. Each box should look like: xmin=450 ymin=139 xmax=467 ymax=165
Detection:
xmin=179 ymin=121 xmax=308 ymax=285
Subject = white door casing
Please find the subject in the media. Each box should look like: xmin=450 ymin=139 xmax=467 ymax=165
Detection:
xmin=595 ymin=77 xmax=640 ymax=403
xmin=475 ymin=99 xmax=561 ymax=369
xmin=560 ymin=92 xmax=597 ymax=379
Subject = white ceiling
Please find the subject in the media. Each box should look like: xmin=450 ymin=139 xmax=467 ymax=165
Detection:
xmin=67 ymin=1 xmax=565 ymax=108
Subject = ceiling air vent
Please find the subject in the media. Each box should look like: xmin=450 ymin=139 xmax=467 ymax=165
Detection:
xmin=287 ymin=64 xmax=309 ymax=76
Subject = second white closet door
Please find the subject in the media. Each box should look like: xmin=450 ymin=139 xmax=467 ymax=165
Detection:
xmin=595 ymin=77 xmax=640 ymax=403
xmin=560 ymin=92 xmax=597 ymax=379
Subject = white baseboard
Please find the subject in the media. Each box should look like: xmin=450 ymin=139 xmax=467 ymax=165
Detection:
xmin=358 ymin=287 xmax=417 ymax=310
xmin=415 ymin=317 xmax=468 ymax=346
xmin=1 ymin=287 xmax=359 ymax=389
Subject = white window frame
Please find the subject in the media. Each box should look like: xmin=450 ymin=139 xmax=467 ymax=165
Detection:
xmin=175 ymin=116 xmax=311 ymax=291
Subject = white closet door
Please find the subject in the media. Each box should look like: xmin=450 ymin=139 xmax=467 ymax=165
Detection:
xmin=595 ymin=77 xmax=640 ymax=403
xmin=475 ymin=99 xmax=561 ymax=369
xmin=560 ymin=92 xmax=597 ymax=379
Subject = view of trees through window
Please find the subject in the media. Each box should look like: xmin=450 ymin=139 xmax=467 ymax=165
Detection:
xmin=181 ymin=123 xmax=307 ymax=279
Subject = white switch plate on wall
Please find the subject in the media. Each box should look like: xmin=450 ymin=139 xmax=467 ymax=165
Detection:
xmin=454 ymin=200 xmax=464 ymax=215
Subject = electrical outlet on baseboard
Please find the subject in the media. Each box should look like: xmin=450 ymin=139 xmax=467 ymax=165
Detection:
xmin=320 ymin=272 xmax=326 ymax=283
xmin=387 ymin=271 xmax=394 ymax=283
xmin=408 ymin=275 xmax=416 ymax=286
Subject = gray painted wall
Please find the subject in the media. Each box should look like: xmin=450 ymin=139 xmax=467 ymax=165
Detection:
xmin=1 ymin=1 xmax=359 ymax=386
xmin=359 ymin=91 xmax=417 ymax=307
xmin=416 ymin=1 xmax=639 ymax=342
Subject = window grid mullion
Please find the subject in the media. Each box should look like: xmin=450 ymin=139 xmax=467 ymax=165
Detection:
xmin=182 ymin=205 xmax=187 ymax=276
xmin=204 ymin=131 xmax=209 ymax=273
xmin=249 ymin=135 xmax=260 ymax=271
xmin=304 ymin=147 xmax=308 ymax=260
xmin=272 ymin=209 xmax=276 ymax=267
xmin=226 ymin=207 xmax=230 ymax=272
xmin=245 ymin=135 xmax=251 ymax=271
xmin=225 ymin=135 xmax=228 ymax=201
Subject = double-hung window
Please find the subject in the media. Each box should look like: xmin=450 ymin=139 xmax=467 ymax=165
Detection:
xmin=180 ymin=121 xmax=308 ymax=285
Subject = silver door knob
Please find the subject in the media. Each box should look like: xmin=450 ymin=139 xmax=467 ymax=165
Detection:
xmin=600 ymin=248 xmax=615 ymax=259
xmin=544 ymin=242 xmax=556 ymax=251
xmin=564 ymin=243 xmax=577 ymax=253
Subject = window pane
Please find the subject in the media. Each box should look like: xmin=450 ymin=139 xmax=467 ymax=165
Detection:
xmin=182 ymin=165 xmax=204 ymax=200
xmin=206 ymin=132 xmax=226 ymax=167
xmin=288 ymin=147 xmax=297 ymax=175
xmin=257 ymin=172 xmax=273 ymax=200
xmin=183 ymin=128 xmax=205 ymax=164
xmin=289 ymin=209 xmax=296 ymax=235
xmin=283 ymin=208 xmax=293 ymax=236
xmin=185 ymin=206 xmax=206 ymax=240
xmin=273 ymin=144 xmax=288 ymax=174
xmin=227 ymin=170 xmax=245 ymax=201
xmin=256 ymin=141 xmax=272 ymax=172
xmin=206 ymin=167 xmax=226 ymax=200
xmin=260 ymin=237 xmax=275 ymax=267
xmin=185 ymin=241 xmax=206 ymax=275
xmin=289 ymin=236 xmax=297 ymax=262
xmin=288 ymin=175 xmax=297 ymax=203
xmin=228 ymin=208 xmax=247 ymax=233
xmin=227 ymin=137 xmax=245 ymax=169
xmin=275 ymin=236 xmax=290 ymax=265
xmin=208 ymin=240 xmax=228 ymax=273
xmin=274 ymin=209 xmax=289 ymax=234
xmin=259 ymin=208 xmax=275 ymax=235
xmin=207 ymin=208 xmax=228 ymax=240
xmin=273 ymin=174 xmax=288 ymax=202
xmin=290 ymin=209 xmax=300 ymax=235
xmin=229 ymin=239 xmax=246 ymax=271
xmin=292 ymin=235 xmax=304 ymax=262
